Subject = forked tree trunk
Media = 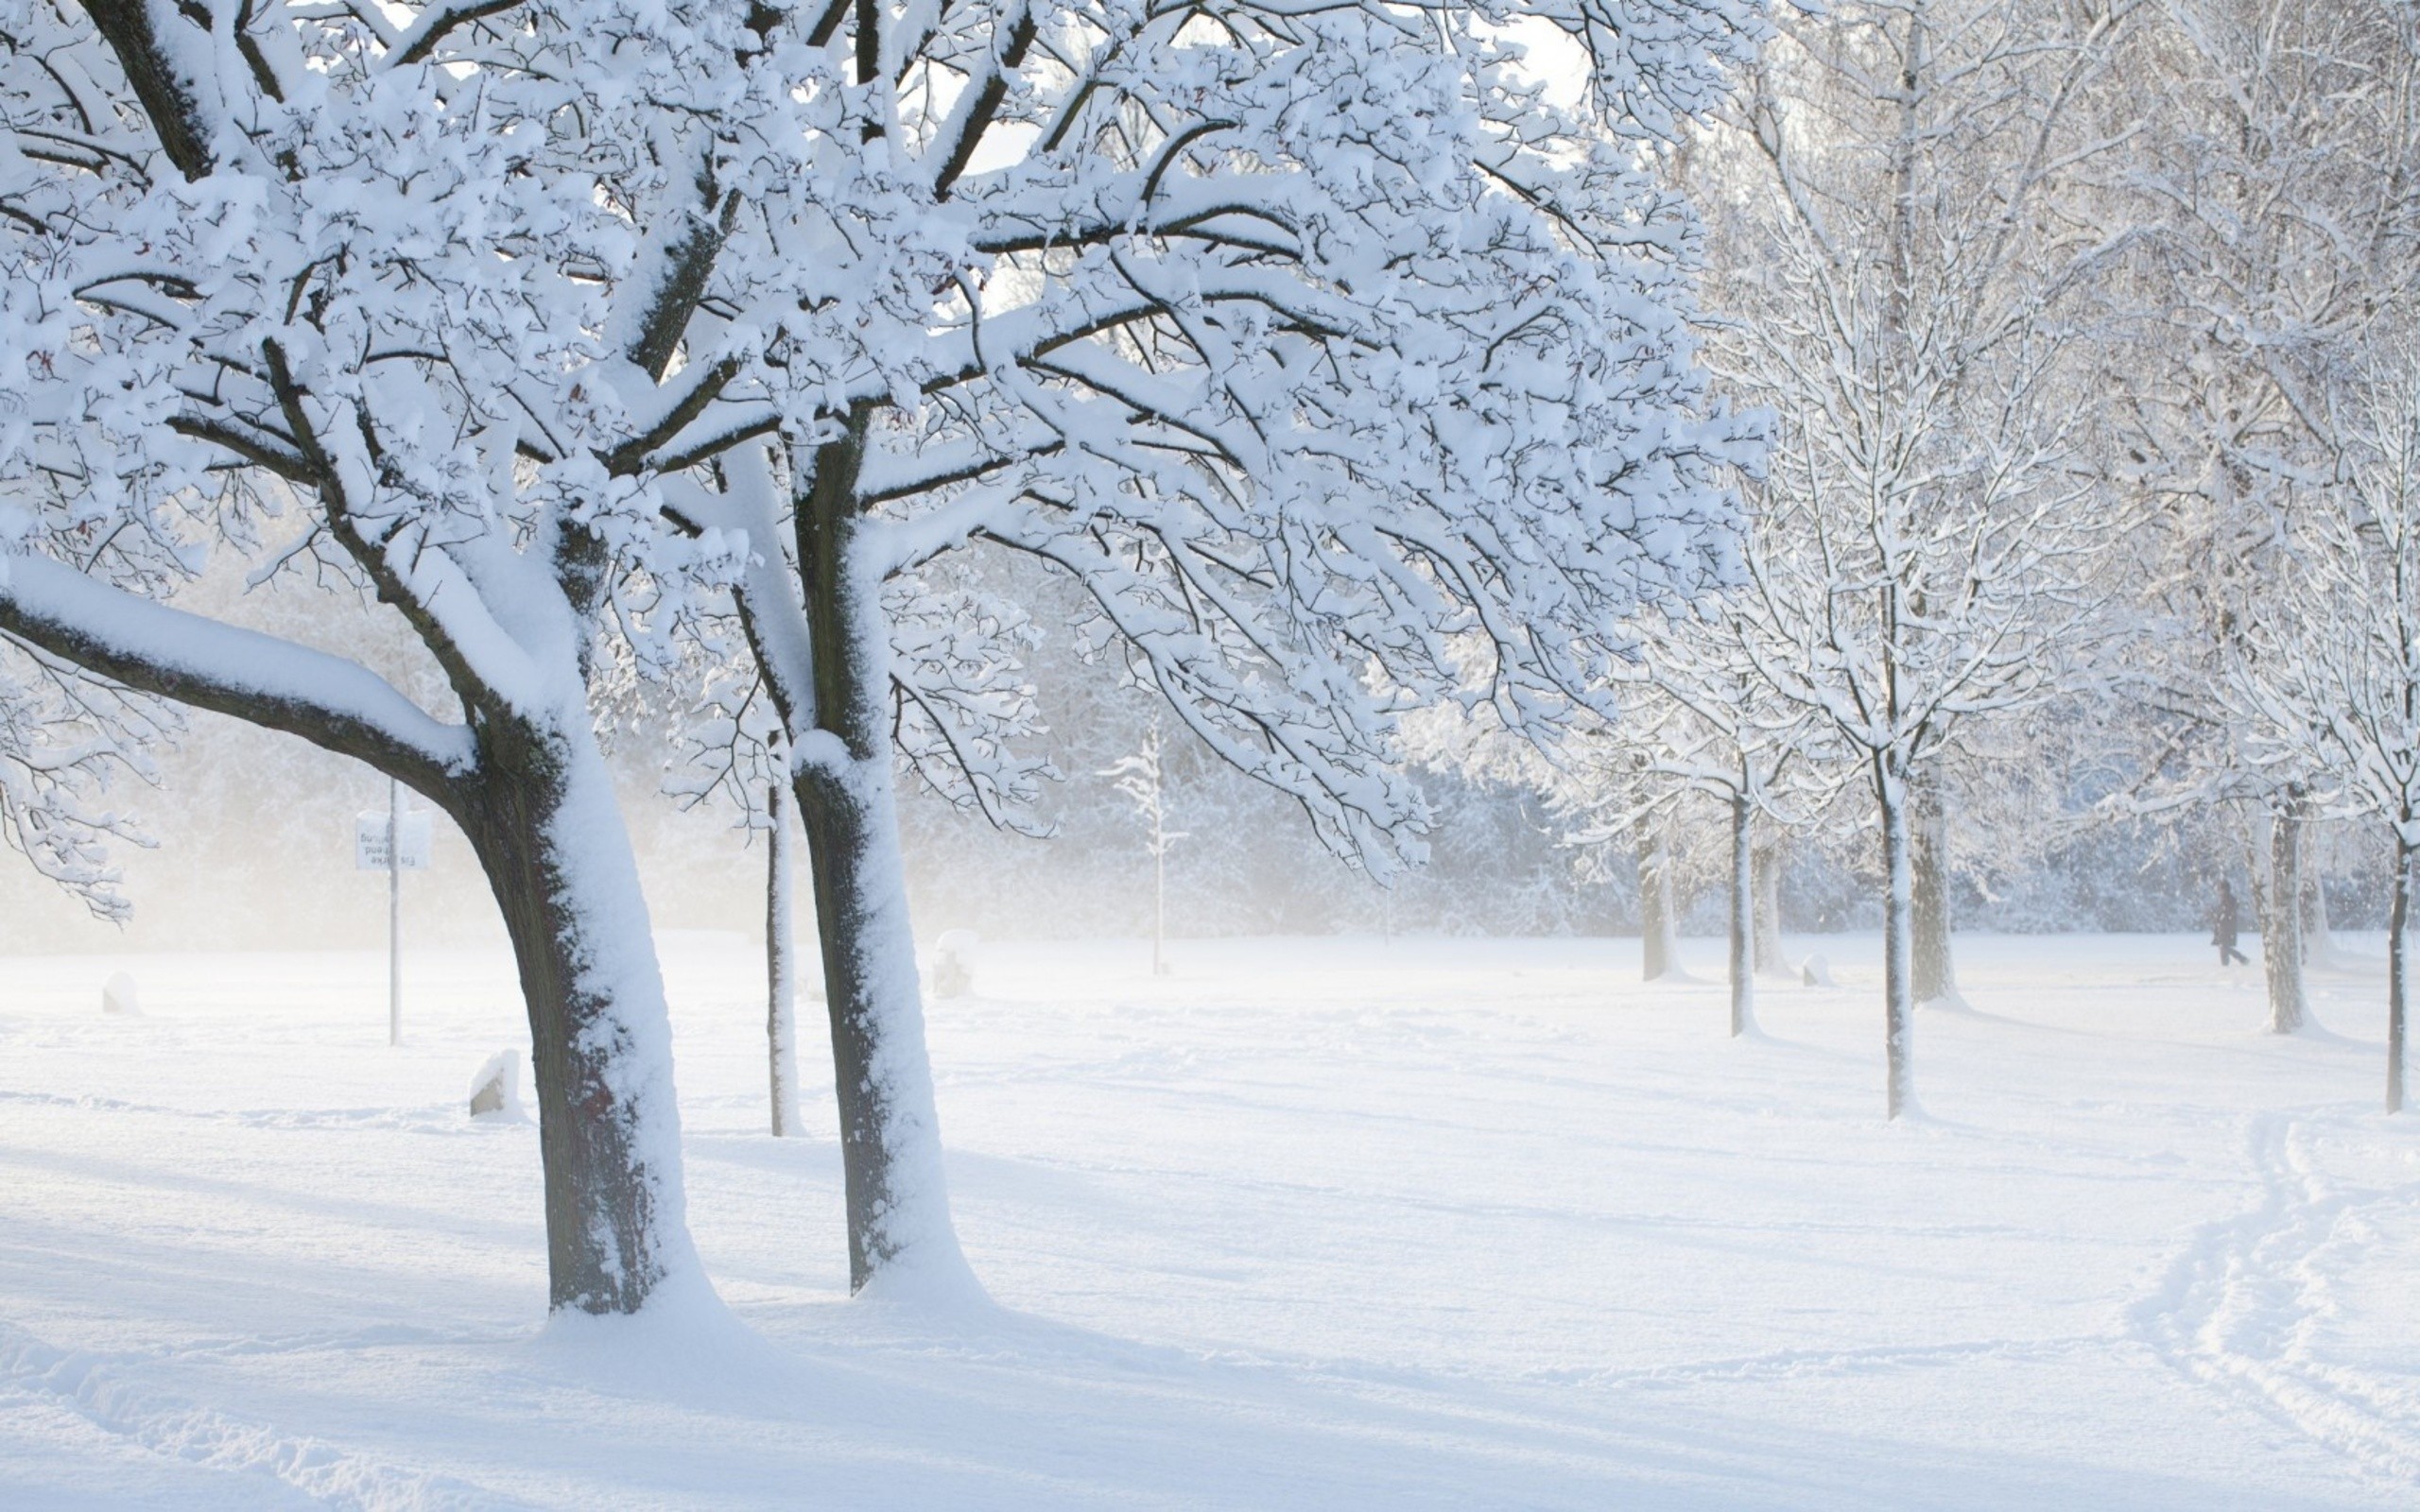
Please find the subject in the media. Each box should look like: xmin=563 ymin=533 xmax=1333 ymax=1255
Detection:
xmin=1638 ymin=817 xmax=1680 ymax=981
xmin=789 ymin=432 xmax=970 ymax=1297
xmin=1729 ymin=790 xmax=1755 ymax=1037
xmin=455 ymin=721 xmax=695 ymax=1314
xmin=2264 ymin=796 xmax=2309 ymax=1034
xmin=1877 ymin=759 xmax=1915 ymax=1119
xmin=2390 ymin=830 xmax=2411 ymax=1115
xmin=1910 ymin=770 xmax=1959 ymax=1007
xmin=766 ymin=781 xmax=802 ymax=1138
xmin=1753 ymin=832 xmax=1787 ymax=975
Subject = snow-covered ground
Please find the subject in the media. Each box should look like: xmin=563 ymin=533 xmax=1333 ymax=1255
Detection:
xmin=1 ymin=931 xmax=2415 ymax=1509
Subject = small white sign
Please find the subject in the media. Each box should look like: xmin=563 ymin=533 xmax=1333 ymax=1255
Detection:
xmin=355 ymin=811 xmax=434 ymax=870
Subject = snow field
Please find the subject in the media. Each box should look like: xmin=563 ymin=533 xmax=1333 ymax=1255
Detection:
xmin=1 ymin=932 xmax=2416 ymax=1508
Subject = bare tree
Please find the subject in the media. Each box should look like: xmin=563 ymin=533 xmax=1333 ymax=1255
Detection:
xmin=2234 ymin=335 xmax=2420 ymax=1101
xmin=1704 ymin=0 xmax=2136 ymax=1113
xmin=2114 ymin=0 xmax=2420 ymax=1029
xmin=1103 ymin=718 xmax=1185 ymax=977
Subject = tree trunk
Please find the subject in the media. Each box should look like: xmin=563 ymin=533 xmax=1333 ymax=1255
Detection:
xmin=1910 ymin=769 xmax=1960 ymax=1007
xmin=2302 ymin=842 xmax=2335 ymax=968
xmin=455 ymin=721 xmax=696 ymax=1314
xmin=2390 ymin=830 xmax=2410 ymax=1114
xmin=2264 ymin=797 xmax=2309 ymax=1034
xmin=1729 ymin=789 xmax=1755 ymax=1038
xmin=1878 ymin=758 xmax=1915 ymax=1119
xmin=1638 ymin=816 xmax=1680 ymax=981
xmin=767 ymin=781 xmax=801 ymax=1139
xmin=1753 ymin=832 xmax=1787 ymax=975
xmin=790 ymin=431 xmax=972 ymax=1297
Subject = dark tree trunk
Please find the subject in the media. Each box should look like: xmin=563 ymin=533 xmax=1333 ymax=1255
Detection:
xmin=2264 ymin=796 xmax=2309 ymax=1034
xmin=1910 ymin=770 xmax=1959 ymax=1007
xmin=1729 ymin=789 xmax=1755 ymax=1037
xmin=454 ymin=725 xmax=690 ymax=1314
xmin=788 ymin=421 xmax=965 ymax=1295
xmin=1638 ymin=816 xmax=1679 ymax=981
xmin=1753 ymin=832 xmax=1787 ymax=975
xmin=767 ymin=781 xmax=801 ymax=1138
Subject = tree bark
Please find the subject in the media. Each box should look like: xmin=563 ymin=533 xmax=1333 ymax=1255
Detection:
xmin=2390 ymin=830 xmax=2410 ymax=1114
xmin=767 ymin=781 xmax=801 ymax=1139
xmin=2264 ymin=795 xmax=2309 ymax=1034
xmin=1910 ymin=768 xmax=1960 ymax=1007
xmin=2302 ymin=841 xmax=2335 ymax=968
xmin=1753 ymin=832 xmax=1787 ymax=975
xmin=788 ymin=424 xmax=970 ymax=1297
xmin=1878 ymin=758 xmax=1915 ymax=1119
xmin=454 ymin=720 xmax=694 ymax=1314
xmin=1638 ymin=816 xmax=1680 ymax=981
xmin=1729 ymin=789 xmax=1755 ymax=1037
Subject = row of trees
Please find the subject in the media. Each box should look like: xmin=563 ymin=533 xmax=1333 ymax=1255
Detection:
xmin=1454 ymin=0 xmax=2420 ymax=1119
xmin=0 ymin=0 xmax=1754 ymax=1316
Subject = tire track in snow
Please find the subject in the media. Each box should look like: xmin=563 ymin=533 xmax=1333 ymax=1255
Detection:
xmin=2131 ymin=1110 xmax=2420 ymax=1486
xmin=0 ymin=1321 xmax=520 ymax=1510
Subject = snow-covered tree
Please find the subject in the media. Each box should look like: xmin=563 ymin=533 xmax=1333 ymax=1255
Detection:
xmin=2114 ymin=0 xmax=2420 ymax=1032
xmin=1703 ymin=0 xmax=2135 ymax=1115
xmin=1635 ymin=610 xmax=1833 ymax=1034
xmin=1540 ymin=600 xmax=1837 ymax=1029
xmin=2234 ymin=335 xmax=2420 ymax=1107
xmin=1102 ymin=717 xmax=1184 ymax=976
xmin=0 ymin=1 xmax=767 ymax=1314
xmin=0 ymin=644 xmax=162 ymax=917
xmin=0 ymin=0 xmax=1756 ymax=1305
xmin=652 ymin=0 xmax=1757 ymax=1292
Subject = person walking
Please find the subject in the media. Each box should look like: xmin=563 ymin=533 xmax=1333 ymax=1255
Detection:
xmin=2212 ymin=878 xmax=2249 ymax=967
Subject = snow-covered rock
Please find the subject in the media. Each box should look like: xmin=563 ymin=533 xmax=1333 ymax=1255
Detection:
xmin=1801 ymin=954 xmax=1835 ymax=988
xmin=469 ymin=1050 xmax=523 ymax=1121
xmin=932 ymin=932 xmax=979 ymax=1000
xmin=101 ymin=971 xmax=140 ymax=1017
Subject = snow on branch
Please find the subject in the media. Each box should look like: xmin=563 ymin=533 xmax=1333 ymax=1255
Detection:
xmin=0 ymin=553 xmax=473 ymax=794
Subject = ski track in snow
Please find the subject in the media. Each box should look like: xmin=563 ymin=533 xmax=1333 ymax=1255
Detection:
xmin=0 ymin=1322 xmax=512 ymax=1510
xmin=2133 ymin=1108 xmax=2420 ymax=1485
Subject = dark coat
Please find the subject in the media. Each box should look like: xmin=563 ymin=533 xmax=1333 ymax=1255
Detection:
xmin=2212 ymin=880 xmax=2240 ymax=950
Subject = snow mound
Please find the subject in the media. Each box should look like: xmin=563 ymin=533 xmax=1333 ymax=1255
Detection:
xmin=467 ymin=1050 xmax=523 ymax=1121
xmin=100 ymin=971 xmax=140 ymax=1018
xmin=1801 ymin=954 xmax=1835 ymax=987
xmin=932 ymin=930 xmax=979 ymax=999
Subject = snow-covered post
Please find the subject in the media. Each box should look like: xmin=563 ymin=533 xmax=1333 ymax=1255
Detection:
xmin=1728 ymin=785 xmax=1755 ymax=1036
xmin=766 ymin=779 xmax=801 ymax=1139
xmin=387 ymin=778 xmax=402 ymax=1048
xmin=1103 ymin=719 xmax=1185 ymax=976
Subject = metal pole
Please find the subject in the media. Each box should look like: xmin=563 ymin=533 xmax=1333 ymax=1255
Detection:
xmin=389 ymin=776 xmax=402 ymax=1047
